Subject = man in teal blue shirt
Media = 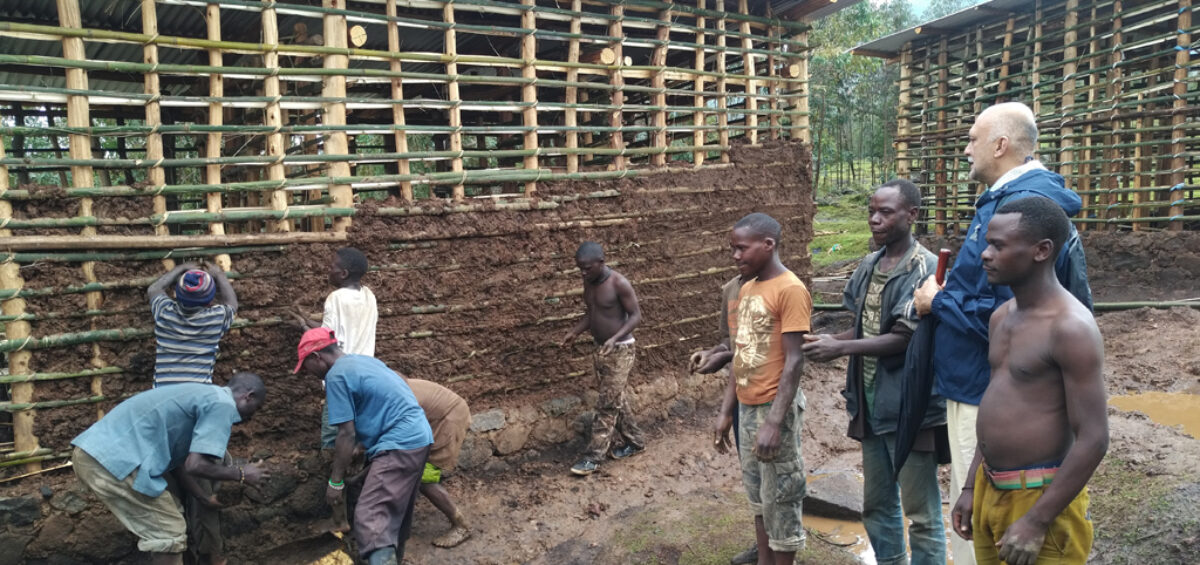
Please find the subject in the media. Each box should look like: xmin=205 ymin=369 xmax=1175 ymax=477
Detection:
xmin=295 ymin=327 xmax=433 ymax=565
xmin=71 ymin=373 xmax=269 ymax=565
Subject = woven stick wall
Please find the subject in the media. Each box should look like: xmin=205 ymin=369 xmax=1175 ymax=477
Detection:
xmin=0 ymin=0 xmax=814 ymax=474
xmin=883 ymin=0 xmax=1197 ymax=234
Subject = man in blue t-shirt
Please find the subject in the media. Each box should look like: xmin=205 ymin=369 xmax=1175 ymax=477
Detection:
xmin=147 ymin=262 xmax=238 ymax=387
xmin=295 ymin=327 xmax=433 ymax=565
xmin=71 ymin=373 xmax=269 ymax=565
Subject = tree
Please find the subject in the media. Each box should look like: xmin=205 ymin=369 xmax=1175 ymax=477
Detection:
xmin=807 ymin=0 xmax=916 ymax=194
xmin=921 ymin=0 xmax=985 ymax=21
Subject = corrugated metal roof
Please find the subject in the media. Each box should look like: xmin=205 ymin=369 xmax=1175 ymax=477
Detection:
xmin=0 ymin=0 xmax=849 ymax=99
xmin=852 ymin=0 xmax=1032 ymax=58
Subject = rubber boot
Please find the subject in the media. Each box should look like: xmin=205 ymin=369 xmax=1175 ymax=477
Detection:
xmin=366 ymin=547 xmax=398 ymax=565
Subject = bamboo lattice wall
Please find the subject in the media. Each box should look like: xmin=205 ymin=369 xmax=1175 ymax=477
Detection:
xmin=889 ymin=0 xmax=1197 ymax=234
xmin=0 ymin=0 xmax=814 ymax=474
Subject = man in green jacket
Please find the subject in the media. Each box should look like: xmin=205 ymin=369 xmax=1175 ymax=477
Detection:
xmin=803 ymin=179 xmax=946 ymax=565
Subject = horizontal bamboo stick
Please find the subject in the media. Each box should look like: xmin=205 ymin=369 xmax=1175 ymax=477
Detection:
xmin=1 ymin=232 xmax=346 ymax=252
xmin=0 ymin=367 xmax=124 ymax=384
xmin=0 ymin=453 xmax=70 ymax=470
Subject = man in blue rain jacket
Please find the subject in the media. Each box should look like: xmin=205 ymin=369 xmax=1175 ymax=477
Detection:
xmin=913 ymin=101 xmax=1092 ymax=565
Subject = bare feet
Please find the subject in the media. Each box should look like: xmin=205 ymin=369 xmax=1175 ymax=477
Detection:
xmin=432 ymin=526 xmax=471 ymax=548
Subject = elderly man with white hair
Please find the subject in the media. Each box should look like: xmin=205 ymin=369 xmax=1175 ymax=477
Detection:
xmin=912 ymin=101 xmax=1093 ymax=565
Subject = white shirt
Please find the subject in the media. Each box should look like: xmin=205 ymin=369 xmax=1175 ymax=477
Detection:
xmin=323 ymin=286 xmax=378 ymax=356
xmin=989 ymin=159 xmax=1047 ymax=192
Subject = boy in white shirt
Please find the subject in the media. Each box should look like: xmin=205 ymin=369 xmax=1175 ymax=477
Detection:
xmin=321 ymin=247 xmax=378 ymax=357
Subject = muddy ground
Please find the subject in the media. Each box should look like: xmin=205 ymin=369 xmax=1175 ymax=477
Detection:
xmin=7 ymin=291 xmax=1194 ymax=565
xmin=260 ymin=300 xmax=1200 ymax=565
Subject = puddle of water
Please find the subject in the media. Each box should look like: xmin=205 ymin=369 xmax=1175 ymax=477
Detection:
xmin=1109 ymin=392 xmax=1200 ymax=438
xmin=804 ymin=503 xmax=959 ymax=565
xmin=805 ymin=515 xmax=876 ymax=564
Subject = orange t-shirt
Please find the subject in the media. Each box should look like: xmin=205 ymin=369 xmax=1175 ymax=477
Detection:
xmin=730 ymin=270 xmax=812 ymax=405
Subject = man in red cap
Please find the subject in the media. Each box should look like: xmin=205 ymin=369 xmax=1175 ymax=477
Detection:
xmin=295 ymin=328 xmax=433 ymax=565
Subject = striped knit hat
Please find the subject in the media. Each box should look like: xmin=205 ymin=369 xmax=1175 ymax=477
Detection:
xmin=176 ymin=269 xmax=216 ymax=307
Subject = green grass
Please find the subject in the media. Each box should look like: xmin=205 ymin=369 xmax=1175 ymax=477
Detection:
xmin=1088 ymin=456 xmax=1199 ymax=564
xmin=810 ymin=187 xmax=874 ymax=270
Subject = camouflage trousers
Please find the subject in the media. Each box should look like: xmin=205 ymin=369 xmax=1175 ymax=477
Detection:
xmin=583 ymin=342 xmax=644 ymax=461
xmin=738 ymin=399 xmax=806 ymax=553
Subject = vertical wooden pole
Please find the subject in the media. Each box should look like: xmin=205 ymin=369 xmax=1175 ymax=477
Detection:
xmin=444 ymin=2 xmax=465 ymax=200
xmin=1031 ymin=1 xmax=1044 ymax=116
xmin=141 ymin=0 xmax=174 ymax=269
xmin=738 ymin=0 xmax=757 ymax=145
xmin=998 ymin=17 xmax=1014 ymax=95
xmin=386 ymin=0 xmax=413 ymax=201
xmin=579 ymin=90 xmax=593 ymax=164
xmin=790 ymin=30 xmax=809 ymax=143
xmin=1058 ymin=0 xmax=1079 ymax=228
xmin=1102 ymin=1 xmax=1123 ymax=228
xmin=323 ymin=0 xmax=353 ymax=231
xmin=715 ymin=0 xmax=729 ymax=163
xmin=609 ymin=3 xmax=626 ymax=170
xmin=651 ymin=8 xmax=669 ymax=166
xmin=521 ymin=0 xmax=539 ymax=194
xmin=1078 ymin=5 xmax=1100 ymax=231
xmin=59 ymin=0 xmax=105 ymax=426
xmin=565 ymin=0 xmax=582 ymax=174
xmin=934 ymin=39 xmax=948 ymax=236
xmin=1132 ymin=92 xmax=1146 ymax=229
xmin=895 ymin=44 xmax=912 ymax=179
xmin=1167 ymin=0 xmax=1191 ymax=231
xmin=0 ymin=136 xmax=38 ymax=473
xmin=693 ymin=0 xmax=707 ymax=167
xmin=262 ymin=3 xmax=291 ymax=231
xmin=205 ymin=3 xmax=231 ymax=269
xmin=767 ymin=22 xmax=780 ymax=140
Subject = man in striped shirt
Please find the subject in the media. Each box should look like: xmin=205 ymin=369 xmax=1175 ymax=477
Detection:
xmin=148 ymin=263 xmax=238 ymax=387
xmin=147 ymin=263 xmax=238 ymax=565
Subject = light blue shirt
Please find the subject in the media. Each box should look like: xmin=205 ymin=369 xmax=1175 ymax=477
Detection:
xmin=72 ymin=383 xmax=241 ymax=497
xmin=325 ymin=355 xmax=433 ymax=458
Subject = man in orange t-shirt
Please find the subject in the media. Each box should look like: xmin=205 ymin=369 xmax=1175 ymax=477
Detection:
xmin=716 ymin=212 xmax=812 ymax=565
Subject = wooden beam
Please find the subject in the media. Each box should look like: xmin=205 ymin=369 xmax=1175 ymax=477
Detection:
xmin=565 ymin=0 xmax=582 ymax=174
xmin=521 ymin=0 xmax=538 ymax=195
xmin=651 ymin=8 xmax=669 ymax=166
xmin=140 ymin=0 xmax=173 ymax=268
xmin=791 ymin=30 xmax=809 ymax=143
xmin=262 ymin=2 xmax=291 ymax=232
xmin=716 ymin=0 xmax=729 ymax=163
xmin=0 ymin=126 xmax=38 ymax=474
xmin=739 ymin=0 xmax=757 ymax=145
xmin=609 ymin=3 xmax=626 ymax=170
xmin=387 ymin=0 xmax=413 ymax=202
xmin=204 ymin=3 xmax=231 ymax=270
xmin=444 ymin=2 xmax=465 ymax=200
xmin=323 ymin=0 xmax=353 ymax=231
xmin=1168 ymin=0 xmax=1191 ymax=231
xmin=1057 ymin=0 xmax=1079 ymax=230
xmin=693 ymin=0 xmax=708 ymax=167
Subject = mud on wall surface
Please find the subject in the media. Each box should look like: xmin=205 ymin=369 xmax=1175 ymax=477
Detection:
xmin=5 ymin=140 xmax=813 ymax=455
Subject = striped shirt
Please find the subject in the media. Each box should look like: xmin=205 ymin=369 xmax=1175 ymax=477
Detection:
xmin=151 ymin=294 xmax=236 ymax=387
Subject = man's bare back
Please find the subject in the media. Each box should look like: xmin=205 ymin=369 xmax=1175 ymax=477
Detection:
xmin=978 ymin=287 xmax=1102 ymax=470
xmin=583 ymin=268 xmax=636 ymax=345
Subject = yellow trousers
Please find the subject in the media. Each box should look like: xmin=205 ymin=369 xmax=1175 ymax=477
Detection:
xmin=971 ymin=465 xmax=1092 ymax=564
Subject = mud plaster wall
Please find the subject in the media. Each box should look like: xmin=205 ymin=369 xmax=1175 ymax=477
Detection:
xmin=918 ymin=231 xmax=1200 ymax=303
xmin=0 ymin=141 xmax=813 ymax=563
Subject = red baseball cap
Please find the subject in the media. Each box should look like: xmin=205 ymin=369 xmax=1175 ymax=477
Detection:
xmin=294 ymin=327 xmax=339 ymax=374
